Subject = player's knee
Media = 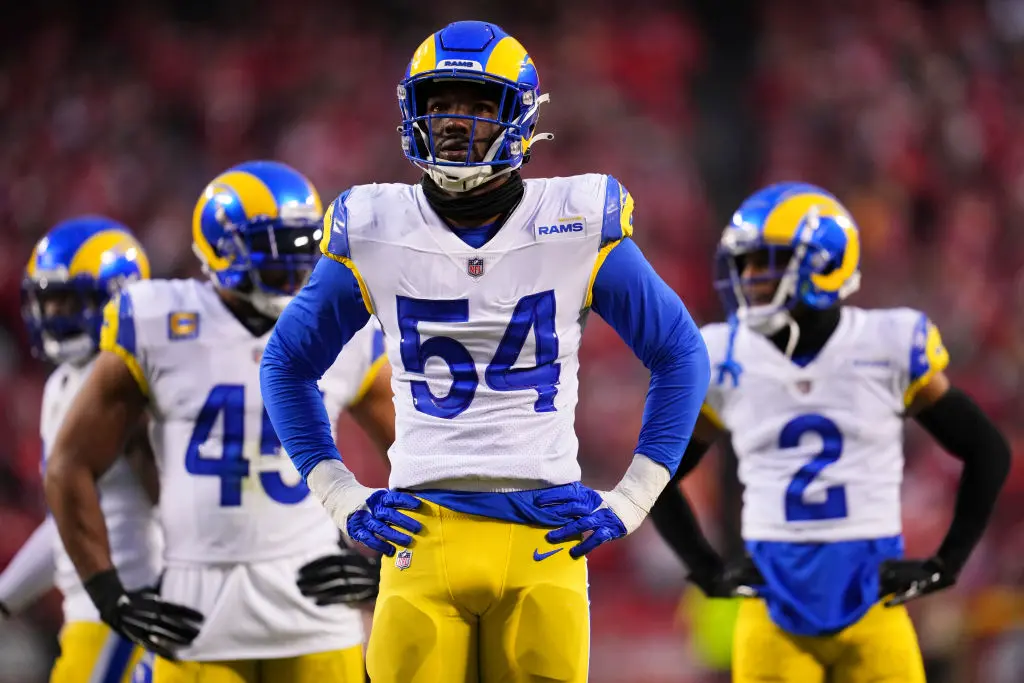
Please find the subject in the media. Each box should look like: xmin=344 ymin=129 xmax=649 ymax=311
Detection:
xmin=513 ymin=584 xmax=589 ymax=682
xmin=367 ymin=595 xmax=439 ymax=682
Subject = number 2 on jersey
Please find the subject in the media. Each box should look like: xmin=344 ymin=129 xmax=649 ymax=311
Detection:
xmin=398 ymin=291 xmax=560 ymax=419
xmin=781 ymin=414 xmax=848 ymax=522
xmin=184 ymin=384 xmax=309 ymax=507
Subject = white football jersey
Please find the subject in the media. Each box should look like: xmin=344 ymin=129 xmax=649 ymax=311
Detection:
xmin=110 ymin=278 xmax=380 ymax=564
xmin=41 ymin=359 xmax=162 ymax=624
xmin=102 ymin=278 xmax=382 ymax=659
xmin=332 ymin=174 xmax=631 ymax=490
xmin=703 ymin=306 xmax=949 ymax=543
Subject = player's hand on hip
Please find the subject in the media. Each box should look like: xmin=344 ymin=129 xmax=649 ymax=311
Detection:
xmin=879 ymin=557 xmax=956 ymax=607
xmin=306 ymin=459 xmax=422 ymax=557
xmin=297 ymin=539 xmax=381 ymax=605
xmin=346 ymin=489 xmax=422 ymax=557
xmin=537 ymin=484 xmax=631 ymax=558
xmin=84 ymin=570 xmax=203 ymax=661
xmin=691 ymin=556 xmax=765 ymax=599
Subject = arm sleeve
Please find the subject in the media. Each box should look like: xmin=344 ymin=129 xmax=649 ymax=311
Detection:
xmin=913 ymin=386 xmax=1012 ymax=574
xmin=590 ymin=238 xmax=712 ymax=475
xmin=260 ymin=255 xmax=372 ymax=479
xmin=648 ymin=438 xmax=725 ymax=578
xmin=0 ymin=516 xmax=57 ymax=615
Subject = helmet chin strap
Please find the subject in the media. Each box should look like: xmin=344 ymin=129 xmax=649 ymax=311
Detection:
xmin=43 ymin=333 xmax=95 ymax=365
xmin=413 ymin=93 xmax=553 ymax=194
xmin=244 ymin=291 xmax=292 ymax=320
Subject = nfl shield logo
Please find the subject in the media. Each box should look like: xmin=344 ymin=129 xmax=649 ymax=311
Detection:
xmin=395 ymin=549 xmax=412 ymax=571
xmin=467 ymin=258 xmax=484 ymax=278
xmin=795 ymin=380 xmax=813 ymax=394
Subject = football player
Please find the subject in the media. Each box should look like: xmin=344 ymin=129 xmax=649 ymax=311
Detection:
xmin=44 ymin=161 xmax=394 ymax=683
xmin=259 ymin=20 xmax=712 ymax=683
xmin=649 ymin=182 xmax=1012 ymax=682
xmin=0 ymin=217 xmax=161 ymax=683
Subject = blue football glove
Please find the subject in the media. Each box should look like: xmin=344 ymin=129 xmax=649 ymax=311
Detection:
xmin=306 ymin=460 xmax=423 ymax=558
xmin=347 ymin=490 xmax=423 ymax=557
xmin=537 ymin=484 xmax=628 ymax=559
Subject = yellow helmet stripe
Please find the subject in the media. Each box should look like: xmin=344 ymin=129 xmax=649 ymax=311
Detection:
xmin=192 ymin=170 xmax=280 ymax=271
xmin=761 ymin=192 xmax=851 ymax=245
xmin=408 ymin=34 xmax=438 ymax=76
xmin=484 ymin=36 xmax=529 ymax=83
xmin=69 ymin=230 xmax=149 ymax=279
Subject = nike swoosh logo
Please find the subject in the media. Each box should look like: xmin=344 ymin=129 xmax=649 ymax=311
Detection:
xmin=533 ymin=547 xmax=563 ymax=562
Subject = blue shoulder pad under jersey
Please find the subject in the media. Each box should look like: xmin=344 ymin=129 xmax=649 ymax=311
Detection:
xmin=600 ymin=176 xmax=635 ymax=246
xmin=320 ymin=190 xmax=352 ymax=259
xmin=260 ymin=255 xmax=372 ymax=479
xmin=590 ymin=238 xmax=711 ymax=475
xmin=747 ymin=537 xmax=904 ymax=636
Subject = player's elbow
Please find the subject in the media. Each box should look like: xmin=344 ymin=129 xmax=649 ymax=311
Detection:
xmin=653 ymin=310 xmax=711 ymax=385
xmin=43 ymin=440 xmax=90 ymax=512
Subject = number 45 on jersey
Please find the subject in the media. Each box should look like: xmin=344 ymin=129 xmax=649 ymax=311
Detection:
xmin=185 ymin=384 xmax=312 ymax=507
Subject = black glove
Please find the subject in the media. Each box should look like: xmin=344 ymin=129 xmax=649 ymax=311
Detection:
xmin=689 ymin=556 xmax=765 ymax=599
xmin=879 ymin=557 xmax=956 ymax=607
xmin=297 ymin=543 xmax=381 ymax=606
xmin=84 ymin=569 xmax=204 ymax=660
xmin=0 ymin=601 xmax=10 ymax=619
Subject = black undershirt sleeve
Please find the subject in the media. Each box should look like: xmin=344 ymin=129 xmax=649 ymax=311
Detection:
xmin=913 ymin=387 xmax=1011 ymax=574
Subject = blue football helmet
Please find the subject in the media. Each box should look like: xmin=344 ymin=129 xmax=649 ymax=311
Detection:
xmin=192 ymin=160 xmax=323 ymax=319
xmin=398 ymin=20 xmax=552 ymax=193
xmin=22 ymin=216 xmax=150 ymax=364
xmin=714 ymin=182 xmax=861 ymax=338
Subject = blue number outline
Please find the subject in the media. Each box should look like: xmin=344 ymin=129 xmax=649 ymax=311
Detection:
xmin=397 ymin=291 xmax=562 ymax=419
xmin=781 ymin=414 xmax=848 ymax=522
xmin=184 ymin=384 xmax=310 ymax=506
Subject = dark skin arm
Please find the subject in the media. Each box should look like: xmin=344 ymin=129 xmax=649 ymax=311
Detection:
xmin=345 ymin=360 xmax=395 ymax=466
xmin=44 ymin=351 xmax=147 ymax=581
xmin=123 ymin=412 xmax=159 ymax=505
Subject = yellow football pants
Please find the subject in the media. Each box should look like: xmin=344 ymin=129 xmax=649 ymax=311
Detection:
xmin=50 ymin=621 xmax=145 ymax=683
xmin=150 ymin=645 xmax=364 ymax=683
xmin=732 ymin=597 xmax=927 ymax=682
xmin=366 ymin=498 xmax=591 ymax=682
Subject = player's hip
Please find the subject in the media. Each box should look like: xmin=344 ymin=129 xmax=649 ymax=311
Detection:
xmin=141 ymin=643 xmax=365 ymax=682
xmin=380 ymin=496 xmax=588 ymax=615
xmin=160 ymin=553 xmax=364 ymax=660
xmin=51 ymin=621 xmax=145 ymax=683
xmin=733 ymin=598 xmax=925 ymax=682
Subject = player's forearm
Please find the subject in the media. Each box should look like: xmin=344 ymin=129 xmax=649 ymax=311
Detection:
xmin=591 ymin=238 xmax=712 ymax=475
xmin=0 ymin=516 xmax=57 ymax=615
xmin=261 ymin=256 xmax=371 ymax=478
xmin=649 ymin=439 xmax=725 ymax=577
xmin=44 ymin=457 xmax=114 ymax=580
xmin=914 ymin=387 xmax=1011 ymax=573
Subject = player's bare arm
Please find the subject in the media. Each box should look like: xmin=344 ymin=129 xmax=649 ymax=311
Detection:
xmin=124 ymin=411 xmax=160 ymax=505
xmin=346 ymin=360 xmax=395 ymax=461
xmin=45 ymin=349 xmax=202 ymax=659
xmin=45 ymin=350 xmax=146 ymax=580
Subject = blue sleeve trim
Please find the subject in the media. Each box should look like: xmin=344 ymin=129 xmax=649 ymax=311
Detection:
xmin=371 ymin=327 xmax=385 ymax=362
xmin=908 ymin=312 xmax=930 ymax=383
xmin=260 ymin=256 xmax=371 ymax=479
xmin=590 ymin=239 xmax=711 ymax=474
xmin=115 ymin=291 xmax=137 ymax=355
xmin=600 ymin=176 xmax=624 ymax=246
xmin=324 ymin=190 xmax=353 ymax=259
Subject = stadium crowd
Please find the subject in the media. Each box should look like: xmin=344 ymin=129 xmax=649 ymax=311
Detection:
xmin=0 ymin=1 xmax=1020 ymax=681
